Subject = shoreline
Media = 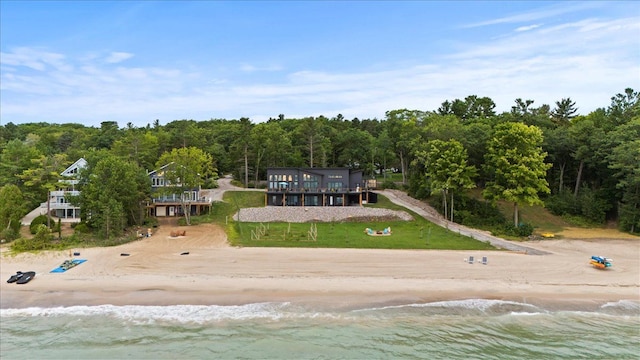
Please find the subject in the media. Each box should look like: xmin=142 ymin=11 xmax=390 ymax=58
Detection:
xmin=1 ymin=224 xmax=638 ymax=311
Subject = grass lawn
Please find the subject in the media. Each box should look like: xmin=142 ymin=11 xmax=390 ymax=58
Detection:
xmin=191 ymin=190 xmax=495 ymax=250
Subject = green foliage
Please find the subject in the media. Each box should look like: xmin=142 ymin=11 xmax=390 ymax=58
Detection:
xmin=545 ymin=188 xmax=611 ymax=224
xmin=0 ymin=184 xmax=26 ymax=236
xmin=1 ymin=227 xmax=19 ymax=242
xmin=618 ymin=202 xmax=640 ymax=234
xmin=546 ymin=191 xmax=582 ymax=216
xmin=203 ymin=177 xmax=219 ymax=189
xmin=29 ymin=214 xmax=54 ymax=234
xmin=156 ymin=146 xmax=217 ymax=225
xmin=1 ymin=87 xmax=637 ymax=234
xmin=18 ymin=154 xmax=67 ymax=209
xmin=78 ymin=155 xmax=151 ymax=237
xmin=579 ymin=189 xmax=611 ymax=224
xmin=483 ymin=122 xmax=552 ymax=225
xmin=73 ymin=222 xmax=91 ymax=234
xmin=380 ymin=180 xmax=398 ymax=190
xmin=416 ymin=139 xmax=476 ymax=221
xmin=501 ymin=222 xmax=534 ymax=237
xmin=0 ymin=138 xmax=42 ymax=186
xmin=447 ymin=196 xmax=506 ymax=228
xmin=12 ymin=224 xmax=53 ymax=251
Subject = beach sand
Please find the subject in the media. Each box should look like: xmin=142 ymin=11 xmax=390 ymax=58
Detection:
xmin=1 ymin=223 xmax=638 ymax=310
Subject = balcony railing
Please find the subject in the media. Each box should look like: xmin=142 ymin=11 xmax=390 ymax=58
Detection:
xmin=50 ymin=190 xmax=80 ymax=197
xmin=266 ymin=187 xmax=364 ymax=193
xmin=149 ymin=197 xmax=212 ymax=204
xmin=40 ymin=202 xmax=80 ymax=210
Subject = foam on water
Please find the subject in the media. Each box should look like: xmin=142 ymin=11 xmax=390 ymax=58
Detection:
xmin=0 ymin=302 xmax=351 ymax=325
xmin=354 ymin=298 xmax=544 ymax=315
xmin=601 ymin=299 xmax=640 ymax=311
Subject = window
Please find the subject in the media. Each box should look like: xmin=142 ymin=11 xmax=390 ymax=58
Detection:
xmin=303 ymin=173 xmax=319 ymax=190
xmin=328 ymin=182 xmax=343 ymax=191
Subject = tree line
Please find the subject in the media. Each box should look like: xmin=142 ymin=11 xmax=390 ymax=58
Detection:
xmin=1 ymin=88 xmax=638 ymax=241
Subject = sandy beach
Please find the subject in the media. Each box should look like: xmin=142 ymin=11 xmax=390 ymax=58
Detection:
xmin=1 ymin=222 xmax=638 ymax=310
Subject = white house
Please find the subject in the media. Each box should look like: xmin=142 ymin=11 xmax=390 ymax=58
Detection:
xmin=146 ymin=163 xmax=212 ymax=217
xmin=40 ymin=158 xmax=87 ymax=221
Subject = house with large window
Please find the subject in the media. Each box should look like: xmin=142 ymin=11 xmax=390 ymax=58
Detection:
xmin=265 ymin=167 xmax=377 ymax=206
xmin=146 ymin=163 xmax=212 ymax=217
xmin=40 ymin=158 xmax=86 ymax=221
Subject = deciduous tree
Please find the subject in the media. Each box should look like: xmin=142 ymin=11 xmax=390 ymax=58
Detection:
xmin=78 ymin=155 xmax=150 ymax=238
xmin=0 ymin=184 xmax=26 ymax=240
xmin=483 ymin=122 xmax=552 ymax=226
xmin=419 ymin=139 xmax=476 ymax=221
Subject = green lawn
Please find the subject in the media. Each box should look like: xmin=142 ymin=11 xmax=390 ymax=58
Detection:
xmin=193 ymin=190 xmax=495 ymax=250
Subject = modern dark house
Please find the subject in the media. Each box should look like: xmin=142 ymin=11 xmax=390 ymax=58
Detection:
xmin=265 ymin=167 xmax=377 ymax=206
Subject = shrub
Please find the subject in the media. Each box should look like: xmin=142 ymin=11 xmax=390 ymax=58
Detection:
xmin=618 ymin=202 xmax=640 ymax=234
xmin=547 ymin=189 xmax=611 ymax=225
xmin=438 ymin=196 xmax=506 ymax=227
xmin=73 ymin=222 xmax=91 ymax=234
xmin=546 ymin=191 xmax=581 ymax=216
xmin=1 ymin=228 xmax=18 ymax=242
xmin=203 ymin=178 xmax=219 ymax=189
xmin=29 ymin=214 xmax=54 ymax=234
xmin=12 ymin=224 xmax=53 ymax=251
xmin=380 ymin=181 xmax=398 ymax=190
xmin=501 ymin=222 xmax=534 ymax=237
xmin=579 ymin=188 xmax=611 ymax=224
xmin=516 ymin=222 xmax=534 ymax=237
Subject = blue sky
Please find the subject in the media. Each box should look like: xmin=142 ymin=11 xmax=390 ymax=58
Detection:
xmin=1 ymin=1 xmax=638 ymax=127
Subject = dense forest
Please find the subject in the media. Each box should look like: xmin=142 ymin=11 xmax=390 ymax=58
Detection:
xmin=1 ymin=88 xmax=638 ymax=242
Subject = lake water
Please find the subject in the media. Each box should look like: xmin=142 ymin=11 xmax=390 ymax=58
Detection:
xmin=2 ymin=299 xmax=639 ymax=359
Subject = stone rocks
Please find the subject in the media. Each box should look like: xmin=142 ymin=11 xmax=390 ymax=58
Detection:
xmin=234 ymin=207 xmax=413 ymax=223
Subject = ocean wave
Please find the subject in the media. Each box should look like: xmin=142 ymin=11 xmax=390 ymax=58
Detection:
xmin=599 ymin=299 xmax=640 ymax=316
xmin=2 ymin=299 xmax=638 ymax=324
xmin=0 ymin=303 xmax=348 ymax=324
xmin=353 ymin=299 xmax=544 ymax=316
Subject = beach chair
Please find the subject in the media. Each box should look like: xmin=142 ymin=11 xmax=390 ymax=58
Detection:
xmin=468 ymin=256 xmax=474 ymax=264
xmin=481 ymin=256 xmax=488 ymax=265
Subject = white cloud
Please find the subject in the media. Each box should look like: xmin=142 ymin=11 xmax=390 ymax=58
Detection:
xmin=1 ymin=13 xmax=638 ymax=125
xmin=239 ymin=63 xmax=283 ymax=73
xmin=463 ymin=2 xmax=602 ymax=28
xmin=515 ymin=24 xmax=541 ymax=32
xmin=0 ymin=47 xmax=71 ymax=72
xmin=105 ymin=52 xmax=134 ymax=64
